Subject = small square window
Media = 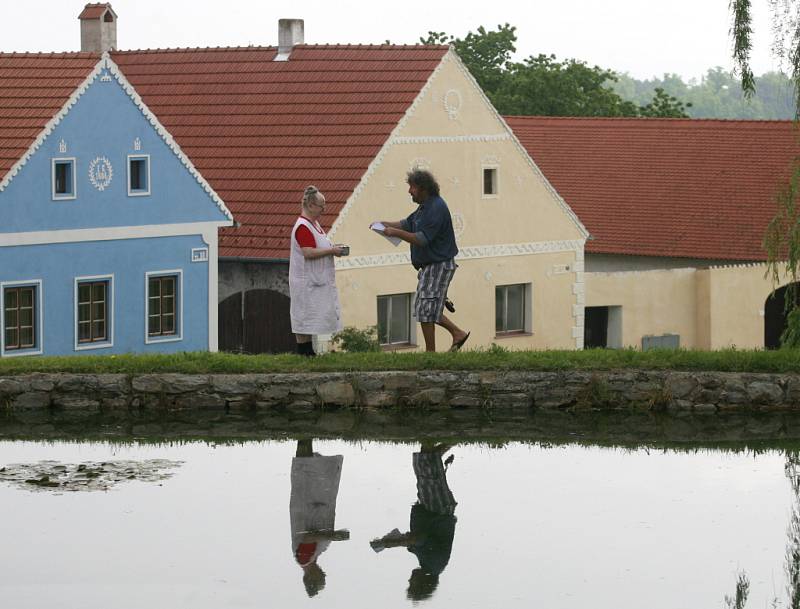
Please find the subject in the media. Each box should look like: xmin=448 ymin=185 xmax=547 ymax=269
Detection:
xmin=52 ymin=158 xmax=76 ymax=200
xmin=128 ymin=155 xmax=150 ymax=196
xmin=377 ymin=293 xmax=413 ymax=345
xmin=483 ymin=167 xmax=498 ymax=197
xmin=495 ymin=283 xmax=530 ymax=334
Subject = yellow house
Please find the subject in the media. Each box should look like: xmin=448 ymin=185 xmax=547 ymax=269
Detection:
xmin=509 ymin=116 xmax=800 ymax=349
xmin=327 ymin=50 xmax=589 ymax=351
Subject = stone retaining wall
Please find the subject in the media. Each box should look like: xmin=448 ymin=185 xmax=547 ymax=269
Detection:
xmin=1 ymin=369 xmax=798 ymax=413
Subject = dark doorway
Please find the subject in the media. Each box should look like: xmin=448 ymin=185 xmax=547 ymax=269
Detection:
xmin=584 ymin=307 xmax=609 ymax=348
xmin=764 ymin=283 xmax=800 ymax=349
xmin=218 ymin=289 xmax=295 ymax=354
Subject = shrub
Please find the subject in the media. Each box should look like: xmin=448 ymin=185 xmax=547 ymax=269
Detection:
xmin=332 ymin=326 xmax=381 ymax=352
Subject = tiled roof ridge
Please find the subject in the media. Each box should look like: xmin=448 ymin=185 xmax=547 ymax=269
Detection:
xmin=111 ymin=43 xmax=449 ymax=54
xmin=504 ymin=114 xmax=796 ymax=126
xmin=0 ymin=51 xmax=100 ymax=58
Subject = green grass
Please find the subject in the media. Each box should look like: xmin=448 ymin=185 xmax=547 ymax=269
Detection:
xmin=2 ymin=347 xmax=800 ymax=375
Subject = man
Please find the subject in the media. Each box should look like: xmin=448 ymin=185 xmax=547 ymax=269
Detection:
xmin=379 ymin=170 xmax=470 ymax=352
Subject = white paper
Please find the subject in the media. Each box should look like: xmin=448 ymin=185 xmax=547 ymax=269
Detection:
xmin=369 ymin=222 xmax=402 ymax=246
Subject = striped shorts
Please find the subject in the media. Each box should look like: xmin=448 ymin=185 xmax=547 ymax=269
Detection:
xmin=414 ymin=259 xmax=457 ymax=323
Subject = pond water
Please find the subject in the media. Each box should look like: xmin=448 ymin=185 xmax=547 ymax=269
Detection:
xmin=0 ymin=437 xmax=796 ymax=608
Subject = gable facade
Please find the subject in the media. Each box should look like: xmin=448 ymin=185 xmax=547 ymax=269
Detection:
xmin=0 ymin=55 xmax=233 ymax=357
xmin=329 ymin=51 xmax=588 ymax=350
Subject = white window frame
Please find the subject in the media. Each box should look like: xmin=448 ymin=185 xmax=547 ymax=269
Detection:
xmin=481 ymin=165 xmax=499 ymax=199
xmin=495 ymin=282 xmax=533 ymax=336
xmin=127 ymin=154 xmax=151 ymax=197
xmin=377 ymin=292 xmax=416 ymax=347
xmin=144 ymin=269 xmax=183 ymax=344
xmin=74 ymin=274 xmax=114 ymax=351
xmin=52 ymin=157 xmax=77 ymax=201
xmin=1 ymin=279 xmax=44 ymax=357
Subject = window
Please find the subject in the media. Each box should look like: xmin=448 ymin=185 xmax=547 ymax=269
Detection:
xmin=495 ymin=283 xmax=531 ymax=334
xmin=2 ymin=281 xmax=42 ymax=356
xmin=52 ymin=158 xmax=76 ymax=200
xmin=377 ymin=293 xmax=412 ymax=345
xmin=482 ymin=167 xmax=498 ymax=197
xmin=146 ymin=271 xmax=182 ymax=342
xmin=76 ymin=277 xmax=112 ymax=348
xmin=128 ymin=155 xmax=150 ymax=196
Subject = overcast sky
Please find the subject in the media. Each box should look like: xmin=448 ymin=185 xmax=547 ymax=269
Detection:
xmin=1 ymin=0 xmax=783 ymax=82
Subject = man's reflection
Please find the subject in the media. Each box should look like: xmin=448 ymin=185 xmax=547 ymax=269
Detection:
xmin=290 ymin=439 xmax=349 ymax=597
xmin=371 ymin=442 xmax=457 ymax=601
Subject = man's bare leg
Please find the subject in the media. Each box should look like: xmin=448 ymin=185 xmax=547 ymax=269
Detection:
xmin=421 ymin=322 xmax=436 ymax=352
xmin=436 ymin=314 xmax=468 ymax=348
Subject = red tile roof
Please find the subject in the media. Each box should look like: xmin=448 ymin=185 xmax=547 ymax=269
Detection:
xmin=0 ymin=45 xmax=448 ymax=259
xmin=78 ymin=4 xmax=113 ymax=20
xmin=115 ymin=45 xmax=447 ymax=258
xmin=0 ymin=52 xmax=100 ymax=180
xmin=506 ymin=116 xmax=800 ymax=261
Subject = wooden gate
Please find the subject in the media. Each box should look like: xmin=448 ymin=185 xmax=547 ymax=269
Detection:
xmin=218 ymin=289 xmax=295 ymax=354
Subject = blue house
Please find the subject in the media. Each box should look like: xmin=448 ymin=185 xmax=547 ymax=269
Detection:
xmin=0 ymin=51 xmax=234 ymax=357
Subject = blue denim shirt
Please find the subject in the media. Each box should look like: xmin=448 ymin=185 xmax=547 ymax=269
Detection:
xmin=401 ymin=195 xmax=459 ymax=270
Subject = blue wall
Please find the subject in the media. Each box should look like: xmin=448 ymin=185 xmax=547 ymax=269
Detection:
xmin=0 ymin=67 xmax=229 ymax=233
xmin=0 ymin=235 xmax=209 ymax=355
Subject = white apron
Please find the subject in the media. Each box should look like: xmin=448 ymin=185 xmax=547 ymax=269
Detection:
xmin=289 ymin=216 xmax=342 ymax=335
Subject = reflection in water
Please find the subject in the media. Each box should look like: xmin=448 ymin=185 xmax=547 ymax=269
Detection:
xmin=786 ymin=452 xmax=800 ymax=607
xmin=289 ymin=439 xmax=349 ymax=597
xmin=371 ymin=442 xmax=458 ymax=601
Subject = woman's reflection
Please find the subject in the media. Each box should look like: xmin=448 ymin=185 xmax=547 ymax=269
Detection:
xmin=370 ymin=442 xmax=458 ymax=601
xmin=289 ymin=439 xmax=349 ymax=597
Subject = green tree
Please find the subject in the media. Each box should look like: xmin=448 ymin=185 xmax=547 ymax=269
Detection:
xmin=422 ymin=25 xmax=690 ymax=118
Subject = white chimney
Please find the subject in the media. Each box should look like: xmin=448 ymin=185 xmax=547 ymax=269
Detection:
xmin=275 ymin=19 xmax=304 ymax=61
xmin=78 ymin=3 xmax=118 ymax=53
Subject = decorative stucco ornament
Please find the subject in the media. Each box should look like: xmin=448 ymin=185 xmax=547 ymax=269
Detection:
xmin=452 ymin=212 xmax=465 ymax=237
xmin=58 ymin=139 xmax=67 ymax=153
xmin=410 ymin=157 xmax=431 ymax=170
xmin=134 ymin=137 xmax=142 ymax=151
xmin=88 ymin=156 xmax=113 ymax=191
xmin=443 ymin=89 xmax=463 ymax=119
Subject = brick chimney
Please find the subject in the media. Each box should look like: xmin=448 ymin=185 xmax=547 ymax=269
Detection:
xmin=275 ymin=19 xmax=304 ymax=61
xmin=78 ymin=3 xmax=118 ymax=53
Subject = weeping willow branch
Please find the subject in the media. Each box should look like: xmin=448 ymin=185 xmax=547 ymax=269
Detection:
xmin=731 ymin=0 xmax=756 ymax=97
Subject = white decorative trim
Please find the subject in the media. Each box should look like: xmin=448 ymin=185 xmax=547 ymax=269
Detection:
xmin=73 ymin=274 xmax=114 ymax=351
xmin=144 ymin=269 xmax=184 ymax=345
xmin=328 ymin=51 xmax=452 ymax=239
xmin=0 ymin=54 xmax=234 ymax=225
xmin=126 ymin=154 xmax=151 ymax=197
xmin=88 ymin=156 xmax=113 ymax=191
xmin=443 ymin=88 xmax=463 ymax=119
xmin=133 ymin=137 xmax=141 ymax=151
xmin=51 ymin=157 xmax=77 ymax=201
xmin=0 ymin=221 xmax=230 ymax=247
xmin=446 ymin=49 xmax=590 ymax=240
xmin=203 ymin=227 xmax=219 ymax=352
xmin=58 ymin=139 xmax=67 ymax=154
xmin=409 ymin=157 xmax=431 ymax=170
xmin=335 ymin=239 xmax=585 ymax=269
xmin=0 ymin=279 xmax=44 ymax=357
xmin=393 ymin=134 xmax=511 ymax=144
xmin=452 ymin=212 xmax=465 ymax=238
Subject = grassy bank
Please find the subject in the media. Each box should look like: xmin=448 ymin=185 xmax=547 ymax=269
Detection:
xmin=2 ymin=347 xmax=800 ymax=375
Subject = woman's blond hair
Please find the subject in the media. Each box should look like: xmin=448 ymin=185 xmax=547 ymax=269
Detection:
xmin=302 ymin=185 xmax=324 ymax=209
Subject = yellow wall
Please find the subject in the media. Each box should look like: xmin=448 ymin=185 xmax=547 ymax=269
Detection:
xmin=327 ymin=50 xmax=587 ymax=351
xmin=586 ymin=263 xmax=787 ymax=350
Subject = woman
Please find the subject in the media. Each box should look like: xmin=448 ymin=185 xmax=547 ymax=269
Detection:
xmin=289 ymin=186 xmax=345 ymax=356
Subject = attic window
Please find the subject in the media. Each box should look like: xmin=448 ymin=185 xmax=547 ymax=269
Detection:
xmin=128 ymin=155 xmax=150 ymax=196
xmin=104 ymin=11 xmax=114 ymax=22
xmin=52 ymin=158 xmax=76 ymax=200
xmin=482 ymin=167 xmax=498 ymax=198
